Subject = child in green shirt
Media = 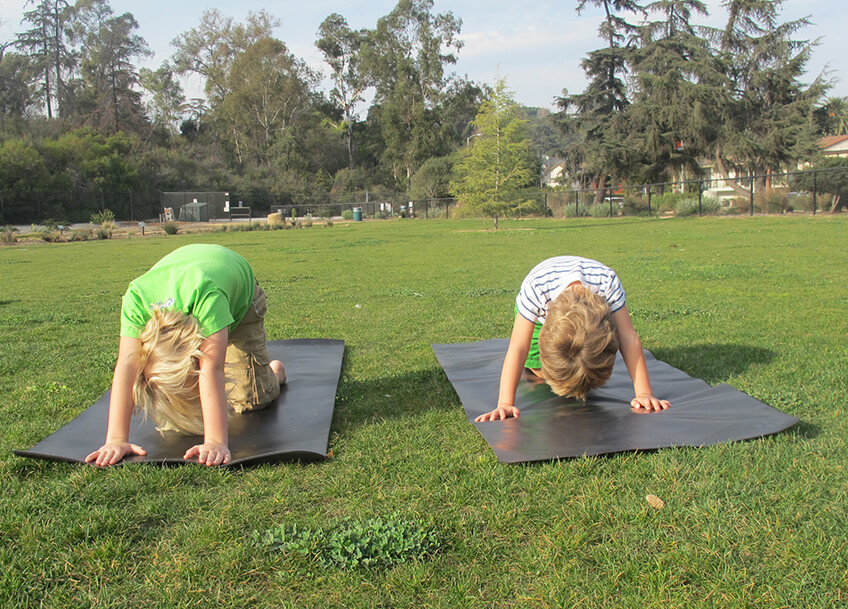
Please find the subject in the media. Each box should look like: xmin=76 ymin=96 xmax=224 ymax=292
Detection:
xmin=86 ymin=244 xmax=286 ymax=466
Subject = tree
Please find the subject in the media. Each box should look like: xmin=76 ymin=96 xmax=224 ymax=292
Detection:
xmin=14 ymin=0 xmax=73 ymax=118
xmin=0 ymin=50 xmax=39 ymax=124
xmin=0 ymin=138 xmax=47 ymax=222
xmin=139 ymin=63 xmax=185 ymax=134
xmin=360 ymin=0 xmax=464 ymax=186
xmin=450 ymin=79 xmax=537 ymax=229
xmin=171 ymin=9 xmax=278 ymax=103
xmin=410 ymin=154 xmax=455 ymax=200
xmin=316 ymin=13 xmax=369 ymax=170
xmin=814 ymin=96 xmax=848 ymax=136
xmin=214 ymin=37 xmax=316 ymax=168
xmin=713 ymin=0 xmax=826 ymax=194
xmin=69 ymin=0 xmax=152 ymax=133
xmin=556 ymin=0 xmax=644 ymax=201
xmin=625 ymin=0 xmax=726 ymax=184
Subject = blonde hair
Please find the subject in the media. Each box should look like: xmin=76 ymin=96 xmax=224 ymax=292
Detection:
xmin=133 ymin=309 xmax=205 ymax=435
xmin=538 ymin=286 xmax=619 ymax=400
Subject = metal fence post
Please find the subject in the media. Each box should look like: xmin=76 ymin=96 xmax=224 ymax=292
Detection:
xmin=812 ymin=171 xmax=817 ymax=215
xmin=749 ymin=180 xmax=754 ymax=216
xmin=647 ymin=187 xmax=652 ymax=216
xmin=698 ymin=179 xmax=703 ymax=217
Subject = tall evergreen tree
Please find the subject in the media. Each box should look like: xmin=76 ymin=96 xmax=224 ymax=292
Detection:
xmin=626 ymin=0 xmax=725 ymax=184
xmin=450 ymin=79 xmax=537 ymax=230
xmin=69 ymin=0 xmax=151 ymax=133
xmin=556 ymin=0 xmax=644 ymax=201
xmin=713 ymin=0 xmax=826 ymax=192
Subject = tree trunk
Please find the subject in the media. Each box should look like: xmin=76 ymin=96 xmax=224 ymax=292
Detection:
xmin=593 ymin=174 xmax=607 ymax=205
xmin=714 ymin=151 xmax=752 ymax=198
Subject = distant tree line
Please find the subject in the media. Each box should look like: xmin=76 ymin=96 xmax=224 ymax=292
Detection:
xmin=0 ymin=0 xmax=845 ymax=224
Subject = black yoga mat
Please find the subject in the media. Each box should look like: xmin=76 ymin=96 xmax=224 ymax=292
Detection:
xmin=15 ymin=339 xmax=344 ymax=467
xmin=432 ymin=339 xmax=799 ymax=463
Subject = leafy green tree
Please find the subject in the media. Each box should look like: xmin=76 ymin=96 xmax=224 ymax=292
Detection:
xmin=139 ymin=63 xmax=186 ymax=134
xmin=450 ymin=79 xmax=537 ymax=229
xmin=361 ymin=0 xmax=464 ymax=187
xmin=171 ymin=9 xmax=277 ymax=103
xmin=69 ymin=0 xmax=152 ymax=133
xmin=316 ymin=13 xmax=369 ymax=170
xmin=0 ymin=138 xmax=47 ymax=222
xmin=409 ymin=154 xmax=455 ymax=200
xmin=14 ymin=0 xmax=73 ymax=118
xmin=214 ymin=38 xmax=316 ymax=168
xmin=814 ymin=96 xmax=848 ymax=136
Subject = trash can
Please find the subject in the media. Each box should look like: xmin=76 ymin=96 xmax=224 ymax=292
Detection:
xmin=353 ymin=207 xmax=363 ymax=221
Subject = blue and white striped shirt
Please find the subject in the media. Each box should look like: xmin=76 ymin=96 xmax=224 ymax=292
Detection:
xmin=516 ymin=256 xmax=626 ymax=324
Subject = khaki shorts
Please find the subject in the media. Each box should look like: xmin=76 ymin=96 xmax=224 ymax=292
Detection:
xmin=225 ymin=282 xmax=282 ymax=413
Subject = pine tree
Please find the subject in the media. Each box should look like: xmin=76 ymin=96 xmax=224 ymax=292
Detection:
xmin=713 ymin=0 xmax=826 ymax=193
xmin=626 ymin=0 xmax=726 ymax=185
xmin=450 ymin=79 xmax=537 ymax=229
xmin=556 ymin=0 xmax=644 ymax=202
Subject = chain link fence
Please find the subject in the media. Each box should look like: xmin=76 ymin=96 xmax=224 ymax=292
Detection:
xmin=2 ymin=166 xmax=845 ymax=225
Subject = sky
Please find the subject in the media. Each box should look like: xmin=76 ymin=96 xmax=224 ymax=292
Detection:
xmin=1 ymin=0 xmax=846 ymax=111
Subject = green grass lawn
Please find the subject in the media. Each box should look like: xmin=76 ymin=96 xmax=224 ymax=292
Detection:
xmin=1 ymin=216 xmax=846 ymax=608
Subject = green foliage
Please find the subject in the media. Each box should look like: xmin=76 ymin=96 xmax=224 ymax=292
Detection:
xmin=563 ymin=202 xmax=588 ymax=218
xmin=410 ymin=155 xmax=455 ymax=200
xmin=342 ymin=209 xmax=354 ymax=220
xmin=671 ymin=196 xmax=721 ymax=217
xmin=790 ymin=159 xmax=848 ymax=212
xmin=587 ymin=202 xmax=612 ymax=218
xmin=90 ymin=209 xmax=115 ymax=226
xmin=258 ymin=516 xmax=440 ymax=568
xmin=325 ymin=219 xmax=334 ymax=227
xmin=451 ymin=79 xmax=538 ymax=229
xmin=162 ymin=222 xmax=179 ymax=235
xmin=651 ymin=192 xmax=691 ymax=212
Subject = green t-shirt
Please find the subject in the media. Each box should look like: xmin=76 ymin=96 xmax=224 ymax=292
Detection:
xmin=120 ymin=244 xmax=255 ymax=339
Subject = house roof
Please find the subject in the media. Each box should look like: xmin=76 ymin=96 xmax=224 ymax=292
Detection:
xmin=819 ymin=135 xmax=848 ymax=149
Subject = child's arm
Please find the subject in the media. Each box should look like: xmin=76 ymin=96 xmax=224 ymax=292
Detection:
xmin=183 ymin=328 xmax=231 ymax=466
xmin=475 ymin=313 xmax=536 ymax=422
xmin=612 ymin=306 xmax=670 ymax=412
xmin=85 ymin=337 xmax=149 ymax=466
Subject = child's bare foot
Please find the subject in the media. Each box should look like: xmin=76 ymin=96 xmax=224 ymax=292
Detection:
xmin=270 ymin=360 xmax=286 ymax=385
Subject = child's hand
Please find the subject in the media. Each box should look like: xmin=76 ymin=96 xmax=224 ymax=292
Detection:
xmin=184 ymin=442 xmax=231 ymax=466
xmin=85 ymin=441 xmax=147 ymax=466
xmin=475 ymin=405 xmax=520 ymax=422
xmin=630 ymin=395 xmax=671 ymax=412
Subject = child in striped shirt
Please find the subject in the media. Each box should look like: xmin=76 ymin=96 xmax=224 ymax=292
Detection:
xmin=475 ymin=256 xmax=670 ymax=422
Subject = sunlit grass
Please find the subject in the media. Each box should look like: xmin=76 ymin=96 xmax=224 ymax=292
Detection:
xmin=1 ymin=215 xmax=846 ymax=607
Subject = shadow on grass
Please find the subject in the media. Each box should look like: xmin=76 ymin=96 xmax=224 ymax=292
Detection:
xmin=650 ymin=343 xmax=776 ymax=385
xmin=0 ymin=299 xmax=17 ymax=306
xmin=531 ymin=218 xmax=650 ymax=231
xmin=334 ymin=347 xmax=457 ymax=431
